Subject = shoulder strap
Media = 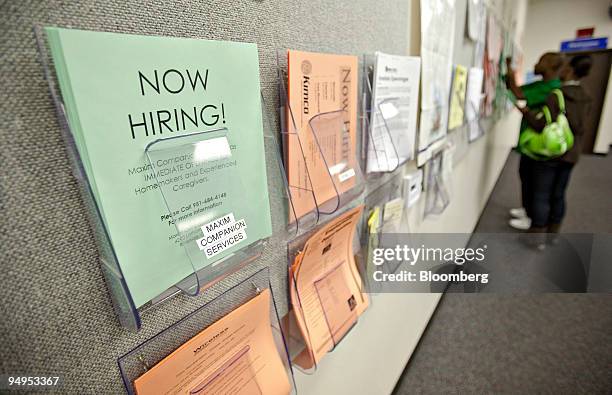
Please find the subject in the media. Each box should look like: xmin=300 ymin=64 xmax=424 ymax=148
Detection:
xmin=541 ymin=106 xmax=552 ymax=124
xmin=552 ymin=89 xmax=565 ymax=113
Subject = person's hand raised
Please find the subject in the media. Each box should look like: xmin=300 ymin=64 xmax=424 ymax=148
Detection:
xmin=505 ymin=57 xmax=514 ymax=72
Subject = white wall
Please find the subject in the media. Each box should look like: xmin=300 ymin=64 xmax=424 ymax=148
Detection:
xmin=523 ymin=0 xmax=612 ymax=154
xmin=523 ymin=0 xmax=612 ymax=71
xmin=595 ymin=71 xmax=612 ymax=153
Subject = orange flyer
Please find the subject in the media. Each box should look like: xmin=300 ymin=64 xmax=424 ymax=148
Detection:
xmin=289 ymin=205 xmax=368 ymax=369
xmin=133 ymin=289 xmax=290 ymax=395
xmin=286 ymin=50 xmax=359 ymax=220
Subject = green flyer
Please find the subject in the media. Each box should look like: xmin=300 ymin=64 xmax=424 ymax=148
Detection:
xmin=47 ymin=27 xmax=272 ymax=307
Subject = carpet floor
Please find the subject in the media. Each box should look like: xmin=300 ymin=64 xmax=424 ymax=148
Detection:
xmin=392 ymin=151 xmax=612 ymax=394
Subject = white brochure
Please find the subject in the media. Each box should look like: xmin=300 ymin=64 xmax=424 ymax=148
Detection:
xmin=367 ymin=52 xmax=421 ymax=173
xmin=466 ymin=67 xmax=484 ymax=141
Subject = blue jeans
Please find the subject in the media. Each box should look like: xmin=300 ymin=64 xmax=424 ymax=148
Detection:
xmin=529 ymin=160 xmax=574 ymax=228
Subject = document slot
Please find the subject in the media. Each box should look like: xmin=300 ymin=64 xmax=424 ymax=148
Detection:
xmin=424 ymin=147 xmax=452 ymax=218
xmin=278 ymin=49 xmax=366 ymax=232
xmin=276 ymin=64 xmax=320 ymax=235
xmin=251 ymin=89 xmax=313 ymax=239
xmin=467 ymin=94 xmax=486 ymax=142
xmin=362 ymin=97 xmax=402 ymax=174
xmin=359 ymin=173 xmax=407 ymax=294
xmin=262 ymin=120 xmax=316 ymax=237
xmin=360 ymin=55 xmax=408 ymax=178
xmin=361 ymin=52 xmax=421 ymax=175
xmin=280 ymin=122 xmax=320 ymax=229
xmin=36 ymin=25 xmax=278 ymax=330
xmin=34 ymin=25 xmax=140 ymax=331
xmin=285 ymin=206 xmax=369 ymax=373
xmin=118 ymin=267 xmax=296 ymax=395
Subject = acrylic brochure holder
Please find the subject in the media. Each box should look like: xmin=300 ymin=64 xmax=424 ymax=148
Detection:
xmin=35 ymin=26 xmax=283 ymax=331
xmin=118 ymin=267 xmax=296 ymax=395
xmin=35 ymin=26 xmax=140 ymax=331
xmin=284 ymin=223 xmax=366 ymax=374
xmin=144 ymin=128 xmax=267 ymax=298
xmin=424 ymin=145 xmax=453 ymax=218
xmin=359 ymin=174 xmax=407 ymax=294
xmin=277 ymin=51 xmax=365 ymax=234
xmin=360 ymin=55 xmax=405 ymax=175
xmin=261 ymin=92 xmax=303 ymax=239
xmin=467 ymin=95 xmax=486 ymax=142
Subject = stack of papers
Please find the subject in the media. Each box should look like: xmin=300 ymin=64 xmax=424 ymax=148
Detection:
xmin=366 ymin=52 xmax=421 ymax=173
xmin=134 ymin=289 xmax=291 ymax=395
xmin=286 ymin=50 xmax=359 ymax=219
xmin=289 ymin=206 xmax=368 ymax=369
xmin=46 ymin=27 xmax=272 ymax=308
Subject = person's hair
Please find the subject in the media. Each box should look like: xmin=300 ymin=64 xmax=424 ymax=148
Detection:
xmin=570 ymin=55 xmax=593 ymax=78
xmin=543 ymin=52 xmax=563 ymax=71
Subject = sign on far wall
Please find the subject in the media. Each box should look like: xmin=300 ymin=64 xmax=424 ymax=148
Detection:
xmin=560 ymin=37 xmax=608 ymax=53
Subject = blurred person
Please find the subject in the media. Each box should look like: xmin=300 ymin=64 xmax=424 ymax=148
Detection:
xmin=505 ymin=53 xmax=563 ymax=230
xmin=518 ymin=55 xmax=592 ymax=241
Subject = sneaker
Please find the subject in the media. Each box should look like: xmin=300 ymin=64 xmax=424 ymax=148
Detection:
xmin=509 ymin=217 xmax=531 ymax=230
xmin=509 ymin=207 xmax=527 ymax=219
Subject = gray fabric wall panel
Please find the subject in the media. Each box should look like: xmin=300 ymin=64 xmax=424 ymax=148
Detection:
xmin=0 ymin=1 xmax=408 ymax=392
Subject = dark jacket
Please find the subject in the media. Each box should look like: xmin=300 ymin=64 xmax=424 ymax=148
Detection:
xmin=523 ymin=83 xmax=591 ymax=164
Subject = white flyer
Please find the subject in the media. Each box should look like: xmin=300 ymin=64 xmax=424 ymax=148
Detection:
xmin=418 ymin=0 xmax=457 ymax=151
xmin=404 ymin=169 xmax=423 ymax=208
xmin=466 ymin=67 xmax=484 ymax=141
xmin=367 ymin=52 xmax=421 ymax=173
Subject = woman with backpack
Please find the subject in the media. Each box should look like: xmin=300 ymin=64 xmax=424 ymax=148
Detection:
xmin=505 ymin=53 xmax=563 ymax=230
xmin=517 ymin=55 xmax=593 ymax=238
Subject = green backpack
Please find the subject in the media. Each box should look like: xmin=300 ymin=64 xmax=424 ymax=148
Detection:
xmin=518 ymin=89 xmax=574 ymax=160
